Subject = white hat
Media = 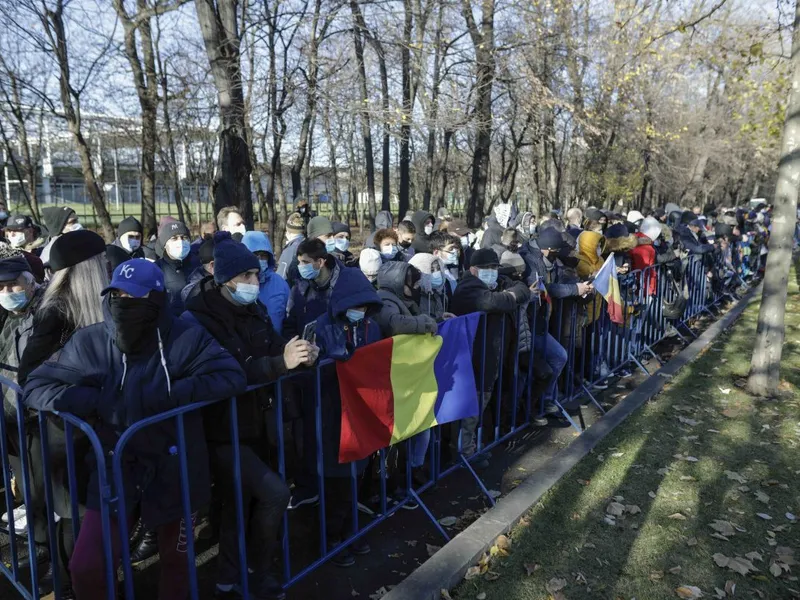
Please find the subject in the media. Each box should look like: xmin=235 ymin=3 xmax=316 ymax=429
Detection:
xmin=639 ymin=216 xmax=662 ymax=242
xmin=359 ymin=248 xmax=382 ymax=277
xmin=626 ymin=210 xmax=645 ymax=224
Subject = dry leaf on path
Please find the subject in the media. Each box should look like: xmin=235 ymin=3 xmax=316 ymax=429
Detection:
xmin=439 ymin=590 xmax=452 ymax=600
xmin=626 ymin=504 xmax=642 ymax=515
xmin=718 ymin=387 xmax=731 ymax=394
xmin=426 ymin=544 xmax=441 ymax=557
xmin=755 ymin=490 xmax=770 ymax=504
xmin=607 ymin=502 xmax=626 ymax=516
xmin=523 ymin=562 xmax=539 ymax=576
xmin=676 ymin=585 xmax=704 ymax=598
xmin=713 ymin=553 xmax=758 ymax=575
xmin=650 ymin=571 xmax=665 ymax=581
xmin=687 ymin=537 xmax=698 ymax=547
xmin=724 ymin=470 xmax=747 ymax=483
xmin=669 ymin=566 xmax=682 ymax=574
xmin=746 ymin=551 xmax=764 ymax=562
xmin=476 ymin=593 xmax=487 ymax=600
xmin=669 ymin=512 xmax=687 ymax=520
xmin=724 ymin=580 xmax=736 ymax=595
xmin=545 ymin=577 xmax=567 ymax=593
xmin=709 ymin=520 xmax=736 ymax=536
xmin=757 ymin=513 xmax=773 ymax=520
xmin=369 ymin=587 xmax=388 ymax=600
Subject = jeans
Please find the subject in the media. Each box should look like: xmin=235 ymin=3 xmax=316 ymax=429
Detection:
xmin=457 ymin=392 xmax=493 ymax=456
xmin=408 ymin=431 xmax=430 ymax=468
xmin=533 ymin=333 xmax=568 ymax=407
xmin=210 ymin=444 xmax=291 ymax=584
xmin=70 ymin=511 xmax=188 ymax=600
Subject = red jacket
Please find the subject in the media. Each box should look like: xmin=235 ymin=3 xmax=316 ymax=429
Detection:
xmin=629 ymin=232 xmax=657 ymax=296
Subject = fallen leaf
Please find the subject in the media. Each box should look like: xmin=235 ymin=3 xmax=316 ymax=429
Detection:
xmin=755 ymin=491 xmax=770 ymax=505
xmin=649 ymin=491 xmax=657 ymax=499
xmin=352 ymin=590 xmax=360 ymax=597
xmin=626 ymin=504 xmax=642 ymax=515
xmin=495 ymin=534 xmax=511 ymax=550
xmin=426 ymin=544 xmax=441 ymax=557
xmin=709 ymin=520 xmax=736 ymax=536
xmin=711 ymin=533 xmax=730 ymax=542
xmin=576 ymin=479 xmax=590 ymax=486
xmin=669 ymin=566 xmax=682 ymax=574
xmin=746 ymin=551 xmax=764 ymax=562
xmin=476 ymin=594 xmax=487 ymax=600
xmin=650 ymin=570 xmax=665 ymax=581
xmin=439 ymin=516 xmax=458 ymax=527
xmin=440 ymin=590 xmax=453 ymax=600
xmin=680 ymin=475 xmax=697 ymax=482
xmin=669 ymin=512 xmax=687 ymax=520
xmin=485 ymin=571 xmax=500 ymax=581
xmin=406 ymin=540 xmax=418 ymax=547
xmin=545 ymin=577 xmax=567 ymax=593
xmin=369 ymin=587 xmax=388 ymax=600
xmin=687 ymin=537 xmax=698 ymax=547
xmin=770 ymin=562 xmax=783 ymax=577
xmin=686 ymin=456 xmax=699 ymax=462
xmin=757 ymin=513 xmax=773 ymax=520
xmin=464 ymin=566 xmax=482 ymax=581
xmin=713 ymin=553 xmax=758 ymax=575
xmin=724 ymin=580 xmax=736 ymax=595
xmin=719 ymin=387 xmax=731 ymax=394
xmin=724 ymin=471 xmax=747 ymax=483
xmin=679 ymin=416 xmax=699 ymax=426
xmin=676 ymin=585 xmax=704 ymax=598
xmin=523 ymin=562 xmax=539 ymax=576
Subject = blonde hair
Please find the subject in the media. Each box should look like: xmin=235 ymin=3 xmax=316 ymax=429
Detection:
xmin=40 ymin=253 xmax=109 ymax=330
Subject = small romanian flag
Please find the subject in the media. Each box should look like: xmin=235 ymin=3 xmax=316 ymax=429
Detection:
xmin=593 ymin=252 xmax=624 ymax=325
xmin=337 ymin=314 xmax=481 ymax=463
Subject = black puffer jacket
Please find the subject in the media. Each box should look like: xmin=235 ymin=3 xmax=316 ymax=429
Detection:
xmin=374 ymin=261 xmax=437 ymax=336
xmin=155 ymin=253 xmax=199 ymax=316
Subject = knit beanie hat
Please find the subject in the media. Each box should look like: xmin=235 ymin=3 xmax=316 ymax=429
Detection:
xmin=198 ymin=238 xmax=215 ymax=265
xmin=49 ymin=230 xmax=106 ymax=272
xmin=408 ymin=253 xmax=441 ymax=275
xmin=500 ymin=250 xmax=525 ymax=273
xmin=307 ymin=216 xmax=333 ymax=240
xmin=471 ymin=248 xmax=499 ymax=268
xmin=537 ymin=227 xmax=566 ymax=250
xmin=286 ymin=212 xmax=305 ymax=235
xmin=604 ymin=223 xmax=629 ymax=239
xmin=212 ymin=231 xmax=260 ymax=284
xmin=0 ymin=246 xmax=30 ymax=282
xmin=359 ymin=248 xmax=382 ymax=277
xmin=118 ymin=216 xmax=143 ymax=238
xmin=332 ymin=222 xmax=351 ymax=236
xmin=157 ymin=220 xmax=190 ymax=247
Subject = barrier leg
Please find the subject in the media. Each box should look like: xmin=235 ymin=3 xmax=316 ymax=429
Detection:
xmin=408 ymin=488 xmax=450 ymax=542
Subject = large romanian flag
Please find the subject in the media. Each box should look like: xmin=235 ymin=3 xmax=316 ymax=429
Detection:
xmin=337 ymin=313 xmax=481 ymax=463
xmin=593 ymin=253 xmax=624 ymax=325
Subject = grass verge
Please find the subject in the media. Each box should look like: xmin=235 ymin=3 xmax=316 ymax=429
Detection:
xmin=454 ymin=267 xmax=800 ymax=600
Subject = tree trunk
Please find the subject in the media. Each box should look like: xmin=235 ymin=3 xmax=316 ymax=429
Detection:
xmin=322 ymin=102 xmax=341 ymax=221
xmin=349 ymin=0 xmax=377 ymax=228
xmin=195 ymin=0 xmax=253 ymax=228
xmin=461 ymin=0 xmax=495 ymax=228
xmin=398 ymin=0 xmax=413 ymax=220
xmin=43 ymin=1 xmax=114 ymax=240
xmin=746 ymin=0 xmax=800 ymax=397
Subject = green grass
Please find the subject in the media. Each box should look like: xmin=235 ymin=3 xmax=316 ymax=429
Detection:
xmin=455 ymin=266 xmax=800 ymax=600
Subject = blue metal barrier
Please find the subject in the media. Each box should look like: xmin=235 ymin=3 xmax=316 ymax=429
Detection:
xmin=0 ymin=251 xmax=749 ymax=599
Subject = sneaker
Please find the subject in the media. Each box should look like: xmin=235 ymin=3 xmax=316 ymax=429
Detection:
xmin=592 ymin=379 xmax=609 ymax=391
xmin=130 ymin=529 xmax=159 ymax=565
xmin=1 ymin=506 xmax=25 ymax=524
xmin=350 ymin=540 xmax=371 ymax=555
xmin=533 ymin=416 xmax=549 ymax=427
xmin=357 ymin=501 xmax=375 ymax=516
xmin=329 ymin=547 xmax=356 ymax=568
xmin=216 ymin=574 xmax=286 ymax=600
xmin=543 ymin=403 xmax=561 ymax=415
xmin=287 ymin=488 xmax=319 ymax=511
xmin=391 ymin=490 xmax=419 ymax=510
xmin=620 ymin=368 xmax=632 ymax=378
xmin=600 ymin=361 xmax=611 ymax=378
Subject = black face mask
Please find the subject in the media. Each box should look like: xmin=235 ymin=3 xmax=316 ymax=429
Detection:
xmin=399 ymin=241 xmax=412 ymax=249
xmin=108 ymin=295 xmax=162 ymax=355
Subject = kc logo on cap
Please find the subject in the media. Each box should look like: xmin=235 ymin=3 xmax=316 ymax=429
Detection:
xmin=120 ymin=265 xmax=135 ymax=279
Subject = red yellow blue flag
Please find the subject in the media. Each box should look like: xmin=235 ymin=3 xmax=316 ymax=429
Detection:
xmin=592 ymin=253 xmax=624 ymax=325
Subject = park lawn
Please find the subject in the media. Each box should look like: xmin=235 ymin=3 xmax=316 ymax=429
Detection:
xmin=455 ymin=267 xmax=800 ymax=600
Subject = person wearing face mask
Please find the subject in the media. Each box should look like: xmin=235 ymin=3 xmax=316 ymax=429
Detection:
xmin=242 ymin=230 xmax=290 ymax=335
xmin=4 ymin=214 xmax=45 ymax=254
xmin=330 ymin=221 xmax=358 ymax=267
xmin=364 ymin=210 xmax=394 ymax=249
xmin=155 ymin=219 xmax=199 ymax=316
xmin=408 ymin=253 xmax=454 ymax=320
xmin=450 ymin=249 xmax=530 ymax=468
xmin=374 ymin=262 xmax=438 ymax=337
xmin=24 ymin=258 xmax=246 ymax=600
xmin=184 ymin=233 xmax=314 ymax=599
xmin=216 ymin=206 xmax=247 ymax=239
xmin=39 ymin=206 xmax=81 ymax=267
xmin=108 ymin=216 xmax=145 ymax=266
xmin=448 ymin=221 xmax=474 ymax=265
xmin=396 ymin=220 xmax=417 ymax=261
xmin=430 ymin=231 xmax=464 ymax=291
xmin=374 ymin=228 xmax=403 ymax=264
xmin=0 ymin=201 xmax=8 ymax=227
xmin=307 ymin=215 xmax=335 ymax=251
xmin=359 ymin=248 xmax=382 ymax=286
xmin=312 ymin=267 xmax=382 ymax=566
xmin=277 ymin=212 xmax=306 ymax=286
xmin=284 ymin=238 xmax=344 ymax=340
xmin=410 ymin=210 xmax=435 ymax=253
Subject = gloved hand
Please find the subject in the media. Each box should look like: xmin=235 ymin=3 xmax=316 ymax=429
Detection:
xmin=420 ymin=315 xmax=438 ymax=335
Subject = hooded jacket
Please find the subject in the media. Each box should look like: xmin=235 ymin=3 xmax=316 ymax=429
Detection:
xmin=629 ymin=232 xmax=658 ymax=296
xmin=41 ymin=206 xmax=75 ymax=239
xmin=576 ymin=231 xmax=605 ymax=323
xmin=23 ymin=294 xmax=245 ymax=527
xmin=242 ymin=231 xmax=290 ymax=335
xmin=365 ymin=211 xmax=394 ymax=249
xmin=480 ymin=217 xmax=505 ymax=251
xmin=408 ymin=254 xmax=449 ymax=320
xmin=374 ymin=261 xmax=436 ymax=336
xmin=277 ymin=234 xmax=304 ymax=287
xmin=410 ymin=210 xmax=435 ymax=253
xmin=285 ymin=255 xmax=343 ymax=339
xmin=183 ymin=277 xmax=288 ymax=444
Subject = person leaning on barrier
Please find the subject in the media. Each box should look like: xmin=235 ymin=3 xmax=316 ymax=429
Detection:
xmin=184 ymin=232 xmax=314 ymax=600
xmin=313 ymin=266 xmax=383 ymax=567
xmin=14 ymin=230 xmax=108 ymax=596
xmin=450 ymin=249 xmax=531 ymax=469
xmin=23 ymin=258 xmax=246 ymax=600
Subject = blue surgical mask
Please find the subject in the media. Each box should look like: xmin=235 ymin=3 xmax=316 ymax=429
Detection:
xmin=477 ymin=269 xmax=498 ymax=288
xmin=0 ymin=211 xmax=8 ymax=220
xmin=325 ymin=238 xmax=336 ymax=253
xmin=259 ymin=259 xmax=270 ymax=273
xmin=335 ymin=238 xmax=350 ymax=252
xmin=346 ymin=309 xmax=365 ymax=323
xmin=442 ymin=251 xmax=459 ymax=266
xmin=166 ymin=239 xmax=190 ymax=261
xmin=430 ymin=271 xmax=444 ymax=289
xmin=0 ymin=290 xmax=29 ymax=312
xmin=229 ymin=282 xmax=260 ymax=305
xmin=381 ymin=246 xmax=398 ymax=260
xmin=298 ymin=263 xmax=320 ymax=280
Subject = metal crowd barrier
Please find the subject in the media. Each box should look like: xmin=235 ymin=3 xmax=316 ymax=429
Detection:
xmin=0 ymin=252 xmax=747 ymax=599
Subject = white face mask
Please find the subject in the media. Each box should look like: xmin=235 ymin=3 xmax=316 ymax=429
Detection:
xmin=7 ymin=232 xmax=25 ymax=248
xmin=424 ymin=224 xmax=434 ymax=235
xmin=166 ymin=238 xmax=190 ymax=261
xmin=230 ymin=224 xmax=246 ymax=236
xmin=64 ymin=222 xmax=83 ymax=233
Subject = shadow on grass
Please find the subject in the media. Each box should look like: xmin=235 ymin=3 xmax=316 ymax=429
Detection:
xmin=456 ymin=268 xmax=800 ymax=600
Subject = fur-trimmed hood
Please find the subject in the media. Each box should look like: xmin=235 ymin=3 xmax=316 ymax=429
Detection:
xmin=604 ymin=234 xmax=638 ymax=254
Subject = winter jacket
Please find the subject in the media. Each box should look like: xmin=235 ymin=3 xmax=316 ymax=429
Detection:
xmin=23 ymin=295 xmax=245 ymax=528
xmin=365 ymin=211 xmax=394 ymax=249
xmin=181 ymin=266 xmax=210 ymax=305
xmin=242 ymin=231 xmax=291 ymax=335
xmin=111 ymin=237 xmax=146 ymax=261
xmin=284 ymin=255 xmax=344 ymax=340
xmin=410 ymin=210 xmax=435 ymax=253
xmin=576 ymin=231 xmax=605 ymax=323
xmin=155 ymin=253 xmax=200 ymax=317
xmin=315 ymin=268 xmax=384 ymax=477
xmin=1 ymin=287 xmax=44 ymax=417
xmin=374 ymin=262 xmax=437 ymax=336
xmin=183 ymin=277 xmax=288 ymax=444
xmin=480 ymin=219 xmax=505 ymax=251
xmin=450 ymin=273 xmax=530 ymax=392
xmin=629 ymin=232 xmax=658 ymax=297
xmin=277 ymin=235 xmax=304 ymax=287
xmin=331 ymin=248 xmax=359 ymax=269
xmin=677 ymin=225 xmax=714 ymax=255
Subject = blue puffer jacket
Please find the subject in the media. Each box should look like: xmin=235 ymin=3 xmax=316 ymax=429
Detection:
xmin=315 ymin=268 xmax=383 ymax=477
xmin=22 ymin=295 xmax=246 ymax=528
xmin=242 ymin=231 xmax=290 ymax=335
xmin=285 ymin=255 xmax=343 ymax=339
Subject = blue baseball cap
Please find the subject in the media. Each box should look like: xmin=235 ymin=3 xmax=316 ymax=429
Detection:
xmin=101 ymin=259 xmax=165 ymax=298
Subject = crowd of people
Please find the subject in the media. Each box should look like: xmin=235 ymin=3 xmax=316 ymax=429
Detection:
xmin=0 ymin=197 xmax=774 ymax=600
